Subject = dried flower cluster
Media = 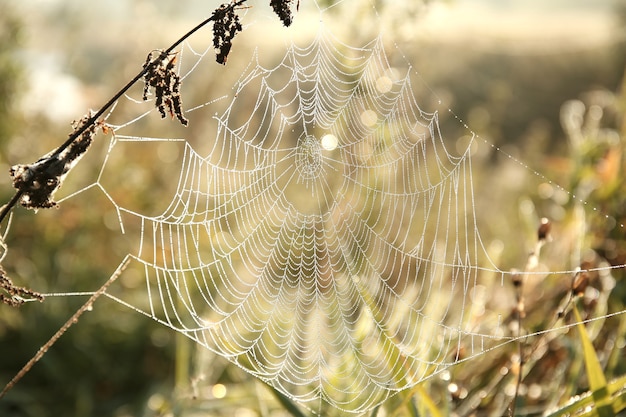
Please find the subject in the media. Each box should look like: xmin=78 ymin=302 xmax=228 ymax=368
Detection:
xmin=572 ymin=260 xmax=597 ymax=297
xmin=0 ymin=265 xmax=44 ymax=307
xmin=10 ymin=112 xmax=101 ymax=210
xmin=212 ymin=2 xmax=244 ymax=64
xmin=210 ymin=1 xmax=299 ymax=64
xmin=270 ymin=0 xmax=298 ymax=27
xmin=142 ymin=51 xmax=189 ymax=126
xmin=537 ymin=217 xmax=551 ymax=242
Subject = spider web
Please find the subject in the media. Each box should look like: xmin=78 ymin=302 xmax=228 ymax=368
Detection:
xmin=91 ymin=26 xmax=502 ymax=413
xmin=16 ymin=1 xmax=624 ymax=415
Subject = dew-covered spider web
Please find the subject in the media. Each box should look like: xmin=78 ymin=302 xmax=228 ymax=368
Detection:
xmin=103 ymin=30 xmax=492 ymax=413
xmin=96 ymin=27 xmax=504 ymax=413
xmin=10 ymin=1 xmax=626 ymax=415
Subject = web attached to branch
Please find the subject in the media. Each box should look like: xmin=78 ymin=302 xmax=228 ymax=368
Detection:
xmin=87 ymin=26 xmax=507 ymax=412
xmin=16 ymin=3 xmax=625 ymax=415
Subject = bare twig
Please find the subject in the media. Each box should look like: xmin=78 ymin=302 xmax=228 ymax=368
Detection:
xmin=0 ymin=256 xmax=131 ymax=399
xmin=0 ymin=191 xmax=24 ymax=225
xmin=510 ymin=269 xmax=524 ymax=417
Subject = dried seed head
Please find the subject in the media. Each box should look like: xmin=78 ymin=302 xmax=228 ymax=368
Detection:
xmin=0 ymin=265 xmax=44 ymax=307
xmin=212 ymin=3 xmax=243 ymax=64
xmin=270 ymin=0 xmax=297 ymax=27
xmin=142 ymin=51 xmax=188 ymax=126
xmin=10 ymin=158 xmax=64 ymax=209
xmin=537 ymin=217 xmax=551 ymax=242
xmin=572 ymin=269 xmax=590 ymax=296
xmin=10 ymin=111 xmax=100 ymax=209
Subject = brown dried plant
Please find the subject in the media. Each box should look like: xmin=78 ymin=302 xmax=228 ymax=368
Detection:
xmin=270 ymin=0 xmax=299 ymax=27
xmin=0 ymin=265 xmax=44 ymax=307
xmin=142 ymin=51 xmax=188 ymax=125
xmin=9 ymin=111 xmax=104 ymax=210
xmin=212 ymin=2 xmax=244 ymax=64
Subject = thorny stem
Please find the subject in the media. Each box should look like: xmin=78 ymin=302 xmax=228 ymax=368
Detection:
xmin=0 ymin=0 xmax=248 ymax=226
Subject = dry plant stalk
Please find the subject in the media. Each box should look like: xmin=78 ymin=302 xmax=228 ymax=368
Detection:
xmin=0 ymin=256 xmax=131 ymax=399
xmin=509 ymin=217 xmax=551 ymax=416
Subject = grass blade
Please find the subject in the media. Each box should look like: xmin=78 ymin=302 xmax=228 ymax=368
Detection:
xmin=572 ymin=304 xmax=612 ymax=417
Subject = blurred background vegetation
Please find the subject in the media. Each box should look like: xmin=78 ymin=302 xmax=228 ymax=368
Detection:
xmin=0 ymin=0 xmax=625 ymax=416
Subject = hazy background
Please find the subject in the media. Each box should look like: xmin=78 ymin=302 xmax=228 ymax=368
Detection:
xmin=0 ymin=1 xmax=625 ymax=416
